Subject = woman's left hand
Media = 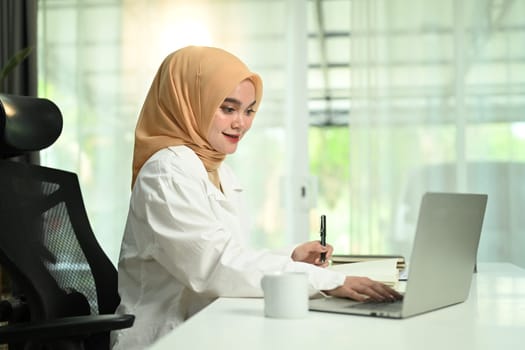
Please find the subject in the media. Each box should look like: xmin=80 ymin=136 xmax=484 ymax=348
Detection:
xmin=291 ymin=241 xmax=333 ymax=267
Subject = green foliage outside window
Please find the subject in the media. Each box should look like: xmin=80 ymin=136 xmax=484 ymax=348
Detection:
xmin=309 ymin=126 xmax=350 ymax=210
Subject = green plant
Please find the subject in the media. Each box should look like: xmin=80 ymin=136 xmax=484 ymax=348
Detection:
xmin=0 ymin=46 xmax=33 ymax=92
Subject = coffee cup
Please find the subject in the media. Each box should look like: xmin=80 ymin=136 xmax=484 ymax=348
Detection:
xmin=261 ymin=271 xmax=309 ymax=319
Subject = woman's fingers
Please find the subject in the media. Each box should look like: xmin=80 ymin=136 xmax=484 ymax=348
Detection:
xmin=331 ymin=276 xmax=404 ymax=302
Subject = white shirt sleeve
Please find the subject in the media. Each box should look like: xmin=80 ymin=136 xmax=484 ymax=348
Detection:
xmin=130 ymin=148 xmax=345 ymax=299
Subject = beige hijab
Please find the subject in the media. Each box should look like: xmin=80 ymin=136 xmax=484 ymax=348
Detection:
xmin=131 ymin=46 xmax=263 ymax=189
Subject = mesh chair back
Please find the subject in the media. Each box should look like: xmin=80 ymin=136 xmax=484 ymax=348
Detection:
xmin=0 ymin=159 xmax=120 ymax=321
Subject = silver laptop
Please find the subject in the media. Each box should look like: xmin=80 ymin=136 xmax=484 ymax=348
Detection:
xmin=309 ymin=192 xmax=487 ymax=319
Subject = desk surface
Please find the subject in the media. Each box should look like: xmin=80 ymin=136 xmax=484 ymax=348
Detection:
xmin=148 ymin=263 xmax=525 ymax=350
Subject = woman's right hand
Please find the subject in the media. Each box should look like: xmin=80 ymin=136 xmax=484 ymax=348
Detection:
xmin=324 ymin=276 xmax=403 ymax=302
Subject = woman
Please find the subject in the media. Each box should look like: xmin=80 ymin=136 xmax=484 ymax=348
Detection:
xmin=111 ymin=46 xmax=400 ymax=350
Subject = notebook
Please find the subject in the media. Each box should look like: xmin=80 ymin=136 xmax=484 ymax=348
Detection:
xmin=309 ymin=192 xmax=488 ymax=319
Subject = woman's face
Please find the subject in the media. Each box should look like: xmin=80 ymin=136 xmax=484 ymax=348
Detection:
xmin=207 ymin=79 xmax=257 ymax=154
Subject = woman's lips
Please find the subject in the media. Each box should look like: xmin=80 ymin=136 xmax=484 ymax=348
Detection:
xmin=223 ymin=133 xmax=240 ymax=143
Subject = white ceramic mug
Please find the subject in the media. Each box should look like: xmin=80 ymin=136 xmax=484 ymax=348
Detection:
xmin=261 ymin=272 xmax=309 ymax=319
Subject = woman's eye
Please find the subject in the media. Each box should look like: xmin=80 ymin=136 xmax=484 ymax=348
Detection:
xmin=221 ymin=106 xmax=236 ymax=114
xmin=221 ymin=106 xmax=235 ymax=114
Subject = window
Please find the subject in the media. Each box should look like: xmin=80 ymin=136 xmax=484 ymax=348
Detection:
xmin=39 ymin=0 xmax=525 ymax=268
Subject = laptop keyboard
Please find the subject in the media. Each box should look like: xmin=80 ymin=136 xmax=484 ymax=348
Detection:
xmin=346 ymin=299 xmax=403 ymax=312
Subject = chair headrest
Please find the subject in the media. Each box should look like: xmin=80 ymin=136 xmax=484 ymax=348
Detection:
xmin=0 ymin=94 xmax=63 ymax=158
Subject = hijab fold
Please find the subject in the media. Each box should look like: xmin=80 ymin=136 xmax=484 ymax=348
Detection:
xmin=131 ymin=46 xmax=263 ymax=189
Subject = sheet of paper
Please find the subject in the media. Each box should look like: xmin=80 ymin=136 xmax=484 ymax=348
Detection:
xmin=328 ymin=258 xmax=400 ymax=286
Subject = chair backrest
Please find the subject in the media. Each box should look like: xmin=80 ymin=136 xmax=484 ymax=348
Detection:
xmin=0 ymin=159 xmax=121 ymax=320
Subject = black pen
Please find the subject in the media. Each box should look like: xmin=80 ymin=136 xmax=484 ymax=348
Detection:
xmin=320 ymin=215 xmax=326 ymax=262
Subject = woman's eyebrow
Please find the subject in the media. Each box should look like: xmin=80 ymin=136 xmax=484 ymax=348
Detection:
xmin=223 ymin=98 xmax=241 ymax=106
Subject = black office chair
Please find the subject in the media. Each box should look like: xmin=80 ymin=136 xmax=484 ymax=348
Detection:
xmin=0 ymin=94 xmax=134 ymax=350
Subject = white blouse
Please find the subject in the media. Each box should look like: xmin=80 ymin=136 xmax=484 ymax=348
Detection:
xmin=111 ymin=145 xmax=345 ymax=350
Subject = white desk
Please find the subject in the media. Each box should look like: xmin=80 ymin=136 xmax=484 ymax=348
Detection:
xmin=148 ymin=263 xmax=525 ymax=349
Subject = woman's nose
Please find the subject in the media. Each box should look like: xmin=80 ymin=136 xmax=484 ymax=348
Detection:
xmin=232 ymin=113 xmax=244 ymax=129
